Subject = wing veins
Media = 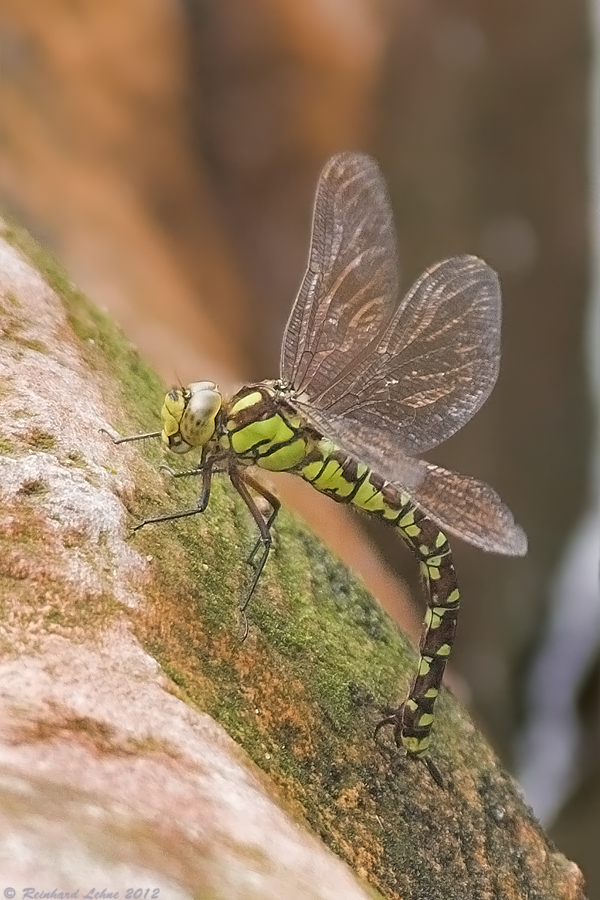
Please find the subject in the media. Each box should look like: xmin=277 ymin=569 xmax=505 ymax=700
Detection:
xmin=281 ymin=156 xmax=502 ymax=455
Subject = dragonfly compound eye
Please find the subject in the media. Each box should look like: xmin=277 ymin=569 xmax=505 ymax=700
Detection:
xmin=160 ymin=388 xmax=190 ymax=452
xmin=179 ymin=381 xmax=222 ymax=450
xmin=160 ymin=382 xmax=222 ymax=453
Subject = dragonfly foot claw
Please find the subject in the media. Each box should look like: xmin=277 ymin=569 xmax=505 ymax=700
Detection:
xmin=374 ymin=707 xmax=403 ymax=745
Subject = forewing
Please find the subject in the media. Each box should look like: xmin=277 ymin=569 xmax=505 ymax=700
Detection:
xmin=280 ymin=152 xmax=399 ymax=393
xmin=305 ymin=255 xmax=502 ymax=455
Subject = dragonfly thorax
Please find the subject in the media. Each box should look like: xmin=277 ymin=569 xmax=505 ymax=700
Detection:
xmin=160 ymin=381 xmax=222 ymax=454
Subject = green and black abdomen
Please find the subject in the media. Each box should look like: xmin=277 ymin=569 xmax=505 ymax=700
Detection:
xmin=297 ymin=437 xmax=460 ymax=762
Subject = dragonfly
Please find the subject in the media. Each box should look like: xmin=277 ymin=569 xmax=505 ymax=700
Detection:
xmin=106 ymin=152 xmax=527 ymax=786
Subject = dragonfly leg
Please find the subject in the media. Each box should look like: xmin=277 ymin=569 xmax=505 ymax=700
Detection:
xmin=423 ymin=756 xmax=444 ymax=788
xmin=132 ymin=459 xmax=215 ymax=532
xmin=374 ymin=704 xmax=445 ymax=789
xmin=159 ymin=447 xmax=221 ymax=481
xmin=229 ymin=468 xmax=280 ymax=618
xmin=239 ymin=472 xmax=281 ymax=566
xmin=159 ymin=464 xmax=204 ymax=479
xmin=101 ymin=427 xmax=161 ymax=444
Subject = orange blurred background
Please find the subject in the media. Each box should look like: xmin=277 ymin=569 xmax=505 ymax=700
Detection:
xmin=0 ymin=0 xmax=596 ymax=892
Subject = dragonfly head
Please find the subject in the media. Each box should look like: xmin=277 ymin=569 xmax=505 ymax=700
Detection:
xmin=160 ymin=381 xmax=222 ymax=454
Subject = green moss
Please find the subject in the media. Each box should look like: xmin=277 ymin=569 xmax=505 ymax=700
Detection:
xmin=23 ymin=428 xmax=56 ymax=450
xmin=17 ymin=477 xmax=48 ymax=496
xmin=19 ymin=338 xmax=47 ymax=354
xmin=0 ymin=437 xmax=14 ymax=454
xmin=0 ymin=498 xmax=123 ymax=641
xmin=0 ymin=378 xmax=12 ymax=402
xmin=45 ymin=608 xmax=63 ymax=624
xmin=158 ymin=659 xmax=189 ymax=690
xmin=0 ymin=315 xmax=47 ymax=354
xmin=64 ymin=449 xmax=87 ymax=468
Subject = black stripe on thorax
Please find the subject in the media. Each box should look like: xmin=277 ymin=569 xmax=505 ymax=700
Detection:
xmin=227 ymin=391 xmax=278 ymax=432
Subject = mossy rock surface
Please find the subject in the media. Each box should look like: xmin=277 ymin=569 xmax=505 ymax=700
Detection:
xmin=0 ymin=224 xmax=586 ymax=900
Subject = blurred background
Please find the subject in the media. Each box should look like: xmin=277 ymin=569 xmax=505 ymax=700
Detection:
xmin=0 ymin=0 xmax=597 ymax=892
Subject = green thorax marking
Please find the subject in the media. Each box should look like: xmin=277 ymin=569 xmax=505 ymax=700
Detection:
xmin=224 ymin=382 xmax=317 ymax=472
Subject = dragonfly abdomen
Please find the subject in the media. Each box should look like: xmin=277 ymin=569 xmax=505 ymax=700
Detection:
xmin=398 ymin=515 xmax=460 ymax=765
xmin=299 ymin=438 xmax=461 ymax=767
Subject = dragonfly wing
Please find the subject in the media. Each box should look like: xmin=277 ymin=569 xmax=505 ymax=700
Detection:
xmin=306 ymin=255 xmax=503 ymax=455
xmin=290 ymin=402 xmax=526 ymax=556
xmin=280 ymin=152 xmax=400 ymax=393
xmin=407 ymin=460 xmax=527 ymax=556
